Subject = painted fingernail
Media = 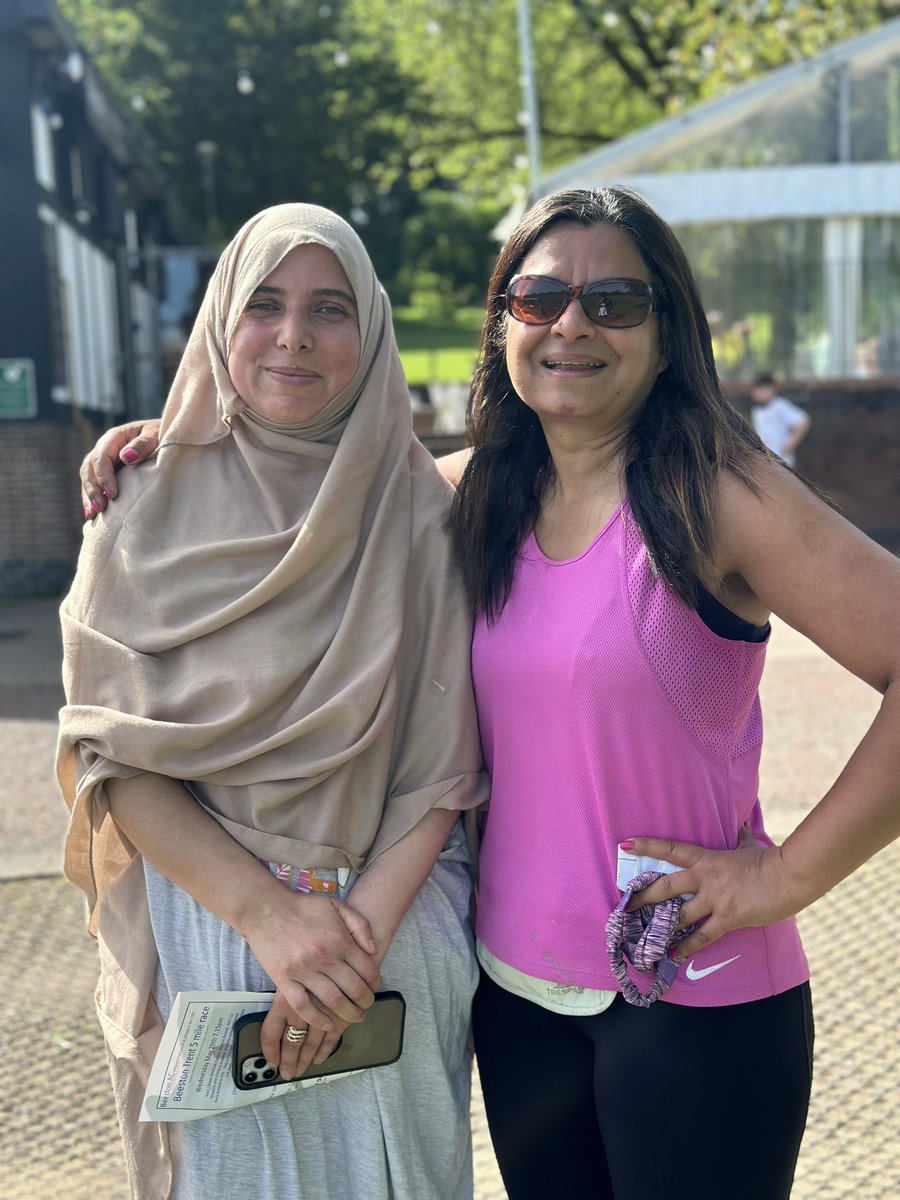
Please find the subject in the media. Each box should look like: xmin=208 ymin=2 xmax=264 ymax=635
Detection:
xmin=619 ymin=839 xmax=635 ymax=851
xmin=102 ymin=487 xmax=113 ymax=499
xmin=90 ymin=498 xmax=103 ymax=513
xmin=83 ymin=505 xmax=93 ymax=520
xmin=121 ymin=447 xmax=139 ymax=464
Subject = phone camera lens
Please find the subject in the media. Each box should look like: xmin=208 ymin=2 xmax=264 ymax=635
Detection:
xmin=263 ymin=1067 xmax=277 ymax=1080
xmin=244 ymin=1071 xmax=258 ymax=1083
xmin=252 ymin=1057 xmax=267 ymax=1069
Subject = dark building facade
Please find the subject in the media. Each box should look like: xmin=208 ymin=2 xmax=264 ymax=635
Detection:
xmin=0 ymin=0 xmax=173 ymax=595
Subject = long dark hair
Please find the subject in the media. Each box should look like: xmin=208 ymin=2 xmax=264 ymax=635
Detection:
xmin=449 ymin=187 xmax=773 ymax=620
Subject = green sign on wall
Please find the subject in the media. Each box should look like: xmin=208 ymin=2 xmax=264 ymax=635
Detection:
xmin=0 ymin=360 xmax=37 ymax=419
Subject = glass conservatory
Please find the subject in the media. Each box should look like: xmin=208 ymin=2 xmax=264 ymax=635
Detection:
xmin=535 ymin=17 xmax=900 ymax=381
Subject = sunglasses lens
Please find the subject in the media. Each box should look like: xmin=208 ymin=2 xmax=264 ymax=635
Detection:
xmin=582 ymin=281 xmax=652 ymax=328
xmin=507 ymin=277 xmax=568 ymax=324
xmin=508 ymin=277 xmax=654 ymax=327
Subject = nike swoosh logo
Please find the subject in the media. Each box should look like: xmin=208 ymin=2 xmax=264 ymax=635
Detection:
xmin=685 ymin=955 xmax=741 ymax=981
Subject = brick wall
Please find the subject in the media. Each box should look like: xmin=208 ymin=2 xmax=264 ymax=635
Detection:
xmin=0 ymin=421 xmax=86 ymax=596
xmin=727 ymin=379 xmax=900 ymax=552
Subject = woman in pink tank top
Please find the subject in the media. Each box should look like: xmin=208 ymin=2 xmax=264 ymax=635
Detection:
xmin=443 ymin=188 xmax=900 ymax=1200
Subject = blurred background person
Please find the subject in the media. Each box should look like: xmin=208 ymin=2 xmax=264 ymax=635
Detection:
xmin=749 ymin=371 xmax=811 ymax=466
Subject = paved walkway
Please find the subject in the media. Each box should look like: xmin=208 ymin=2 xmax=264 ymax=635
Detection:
xmin=1 ymin=595 xmax=897 ymax=1198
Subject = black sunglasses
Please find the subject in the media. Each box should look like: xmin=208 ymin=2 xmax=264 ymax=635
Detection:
xmin=506 ymin=274 xmax=657 ymax=329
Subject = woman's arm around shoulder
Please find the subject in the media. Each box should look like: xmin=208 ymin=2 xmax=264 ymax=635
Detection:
xmin=81 ymin=419 xmax=162 ymax=517
xmin=435 ymin=447 xmax=473 ymax=489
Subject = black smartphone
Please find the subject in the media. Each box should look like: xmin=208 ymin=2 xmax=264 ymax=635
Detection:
xmin=232 ymin=990 xmax=406 ymax=1090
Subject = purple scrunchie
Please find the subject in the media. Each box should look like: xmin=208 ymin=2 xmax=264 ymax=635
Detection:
xmin=606 ymin=870 xmax=695 ymax=1008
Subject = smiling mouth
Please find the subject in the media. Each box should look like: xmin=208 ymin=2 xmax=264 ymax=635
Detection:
xmin=266 ymin=367 xmax=319 ymax=380
xmin=542 ymin=360 xmax=606 ymax=371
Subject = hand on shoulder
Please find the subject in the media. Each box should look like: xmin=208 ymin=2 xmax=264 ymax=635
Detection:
xmin=81 ymin=419 xmax=162 ymax=518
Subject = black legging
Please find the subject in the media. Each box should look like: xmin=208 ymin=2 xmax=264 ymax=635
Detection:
xmin=473 ymin=971 xmax=814 ymax=1200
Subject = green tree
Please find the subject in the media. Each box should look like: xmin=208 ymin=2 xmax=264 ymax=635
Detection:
xmin=347 ymin=0 xmax=898 ymax=196
xmin=60 ymin=0 xmax=899 ymax=287
xmin=58 ymin=0 xmax=420 ymax=286
xmin=397 ymin=190 xmax=504 ymax=313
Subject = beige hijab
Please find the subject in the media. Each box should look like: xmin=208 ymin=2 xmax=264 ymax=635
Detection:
xmin=60 ymin=199 xmax=486 ymax=888
xmin=57 ymin=204 xmax=486 ymax=1196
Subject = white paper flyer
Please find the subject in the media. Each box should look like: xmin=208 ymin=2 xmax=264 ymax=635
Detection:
xmin=140 ymin=991 xmax=359 ymax=1122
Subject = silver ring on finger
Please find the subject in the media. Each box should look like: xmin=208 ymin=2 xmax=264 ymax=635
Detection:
xmin=285 ymin=1025 xmax=308 ymax=1043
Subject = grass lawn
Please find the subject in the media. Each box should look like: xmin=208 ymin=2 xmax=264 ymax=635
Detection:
xmin=393 ymin=305 xmax=485 ymax=386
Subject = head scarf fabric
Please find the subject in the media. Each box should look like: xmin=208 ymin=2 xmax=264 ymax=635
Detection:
xmin=58 ymin=200 xmax=487 ymax=916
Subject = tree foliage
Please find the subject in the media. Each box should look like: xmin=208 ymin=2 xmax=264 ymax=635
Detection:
xmin=344 ymin=0 xmax=898 ymax=194
xmin=59 ymin=0 xmax=899 ymax=295
xmin=58 ymin=0 xmax=432 ymax=287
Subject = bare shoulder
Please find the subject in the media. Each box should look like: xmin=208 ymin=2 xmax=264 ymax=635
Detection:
xmin=714 ymin=457 xmax=871 ymax=568
xmin=713 ymin=459 xmax=900 ymax=690
xmin=435 ymin=447 xmax=473 ymax=488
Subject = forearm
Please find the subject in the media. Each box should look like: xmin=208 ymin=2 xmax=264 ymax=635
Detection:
xmin=106 ymin=773 xmax=281 ymax=935
xmin=348 ymin=807 xmax=460 ymax=960
xmin=780 ymin=681 xmax=900 ymax=905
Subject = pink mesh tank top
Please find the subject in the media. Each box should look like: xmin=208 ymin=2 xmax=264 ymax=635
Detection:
xmin=472 ymin=502 xmax=809 ymax=1006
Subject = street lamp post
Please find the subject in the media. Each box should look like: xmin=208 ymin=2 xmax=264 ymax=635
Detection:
xmin=516 ymin=0 xmax=542 ymax=195
xmin=194 ymin=139 xmax=219 ymax=242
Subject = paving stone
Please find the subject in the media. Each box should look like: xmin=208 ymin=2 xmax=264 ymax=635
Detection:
xmin=1 ymin=599 xmax=897 ymax=1199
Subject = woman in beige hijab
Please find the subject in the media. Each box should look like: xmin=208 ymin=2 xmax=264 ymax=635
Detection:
xmin=59 ymin=204 xmax=488 ymax=1200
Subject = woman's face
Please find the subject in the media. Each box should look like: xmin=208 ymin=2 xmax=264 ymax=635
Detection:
xmin=504 ymin=221 xmax=667 ymax=436
xmin=228 ymin=244 xmax=360 ymax=424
